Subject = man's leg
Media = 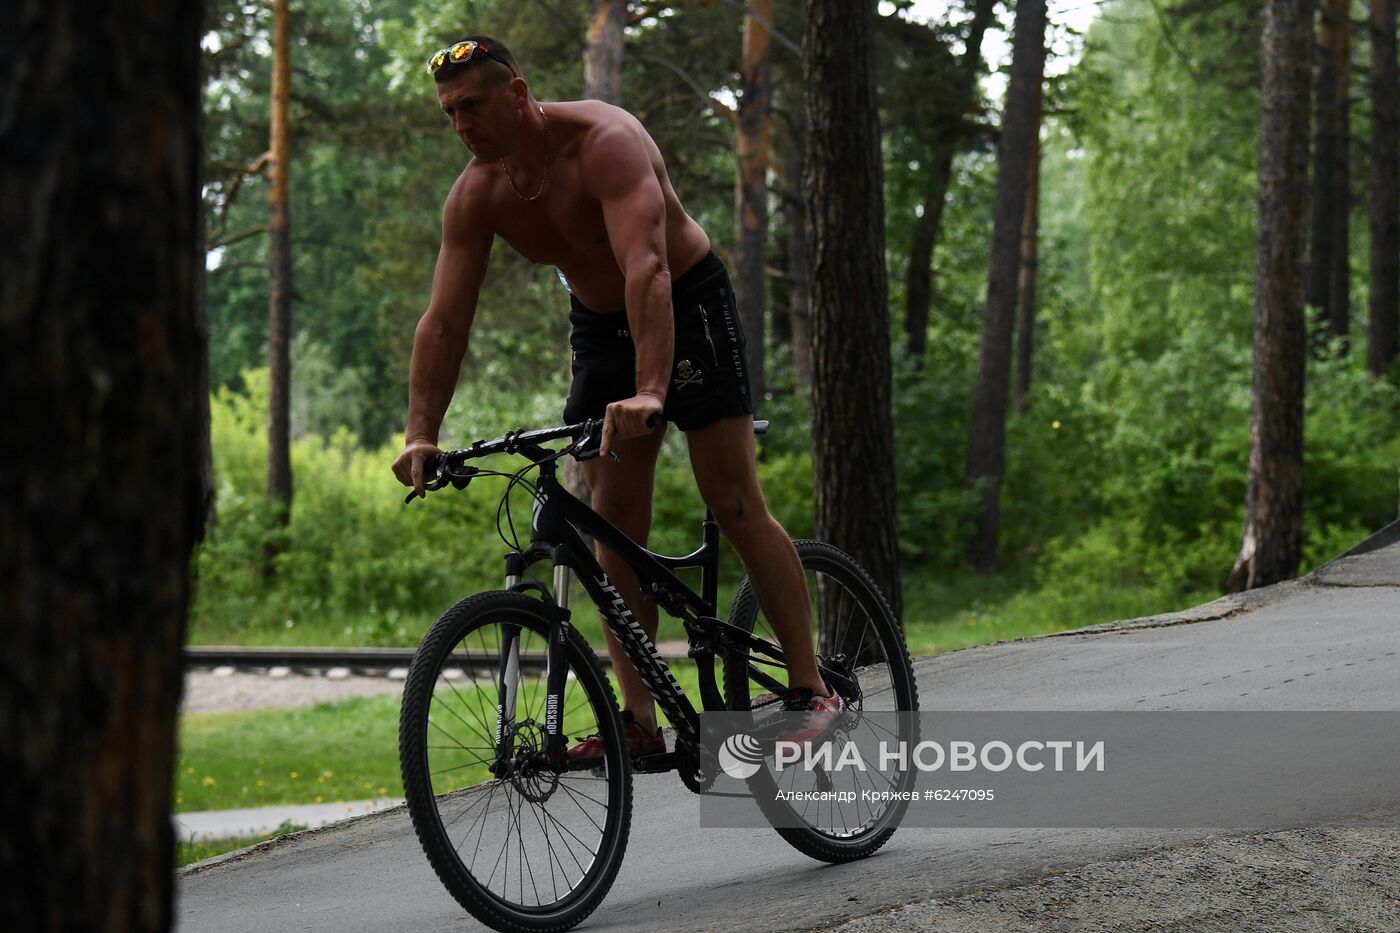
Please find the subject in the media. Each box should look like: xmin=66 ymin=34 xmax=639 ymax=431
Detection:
xmin=581 ymin=427 xmax=667 ymax=735
xmin=684 ymin=415 xmax=826 ymax=695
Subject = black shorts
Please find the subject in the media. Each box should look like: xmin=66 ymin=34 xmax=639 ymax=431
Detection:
xmin=563 ymin=251 xmax=753 ymax=432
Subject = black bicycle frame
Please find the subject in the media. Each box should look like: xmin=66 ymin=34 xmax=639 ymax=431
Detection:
xmin=499 ymin=450 xmax=796 ymax=766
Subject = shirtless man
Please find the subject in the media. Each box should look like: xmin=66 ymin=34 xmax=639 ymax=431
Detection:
xmin=390 ymin=36 xmax=842 ymax=755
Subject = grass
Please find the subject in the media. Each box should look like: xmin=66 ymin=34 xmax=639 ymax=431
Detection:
xmin=176 ymin=820 xmax=307 ymax=868
xmin=175 ymin=661 xmax=710 ymax=813
xmin=175 ymin=694 xmax=404 ymax=812
xmin=900 ymin=572 xmax=1207 ymax=657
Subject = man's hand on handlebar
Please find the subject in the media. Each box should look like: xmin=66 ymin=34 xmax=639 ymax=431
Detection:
xmin=392 ymin=437 xmax=444 ymax=499
xmin=601 ymin=392 xmax=665 ymax=458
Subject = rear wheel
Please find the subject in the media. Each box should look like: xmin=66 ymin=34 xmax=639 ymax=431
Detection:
xmin=399 ymin=591 xmax=631 ymax=932
xmin=722 ymin=540 xmax=918 ymax=862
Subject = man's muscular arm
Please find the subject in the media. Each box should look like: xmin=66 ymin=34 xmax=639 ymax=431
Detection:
xmin=392 ymin=173 xmax=493 ymax=496
xmin=582 ymin=118 xmax=672 ymax=454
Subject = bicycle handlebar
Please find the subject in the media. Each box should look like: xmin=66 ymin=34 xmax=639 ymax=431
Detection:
xmin=432 ymin=419 xmax=603 ymax=472
xmin=409 ymin=415 xmax=769 ymax=502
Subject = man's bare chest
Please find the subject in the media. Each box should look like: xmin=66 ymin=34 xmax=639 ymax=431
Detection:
xmin=488 ymin=165 xmax=612 ymax=268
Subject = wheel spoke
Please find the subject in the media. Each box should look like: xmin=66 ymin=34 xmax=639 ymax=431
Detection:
xmin=401 ymin=596 xmax=631 ymax=923
xmin=724 ymin=544 xmax=917 ymax=848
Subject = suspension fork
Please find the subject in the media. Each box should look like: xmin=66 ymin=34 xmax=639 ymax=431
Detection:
xmin=542 ymin=563 xmax=572 ymax=767
xmin=493 ymin=559 xmax=574 ymax=772
xmin=492 ymin=621 xmax=522 ymax=776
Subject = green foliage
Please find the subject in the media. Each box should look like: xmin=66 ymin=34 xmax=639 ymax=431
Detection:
xmin=191 ymin=371 xmax=822 ymax=644
xmin=1300 ymin=352 xmax=1400 ymax=569
xmin=192 ymin=0 xmax=1400 ymax=665
xmin=193 ymin=368 xmax=530 ymax=645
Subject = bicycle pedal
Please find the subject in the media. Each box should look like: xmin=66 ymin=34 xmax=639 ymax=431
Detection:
xmin=631 ymin=751 xmax=676 ymax=774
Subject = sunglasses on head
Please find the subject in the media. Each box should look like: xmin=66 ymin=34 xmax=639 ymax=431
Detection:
xmin=425 ymin=40 xmax=513 ymax=77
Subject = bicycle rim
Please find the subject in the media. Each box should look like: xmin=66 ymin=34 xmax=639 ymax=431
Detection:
xmin=724 ymin=540 xmax=919 ymax=855
xmin=400 ymin=592 xmax=631 ymax=931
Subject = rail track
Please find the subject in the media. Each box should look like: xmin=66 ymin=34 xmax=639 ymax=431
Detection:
xmin=183 ymin=644 xmax=688 ymax=675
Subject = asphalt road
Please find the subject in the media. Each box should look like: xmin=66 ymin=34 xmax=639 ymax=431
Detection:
xmin=176 ymin=528 xmax=1399 ymax=932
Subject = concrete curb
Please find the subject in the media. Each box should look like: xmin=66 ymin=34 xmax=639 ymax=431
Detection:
xmin=174 ymin=798 xmax=404 ymax=844
xmin=177 ymin=800 xmax=410 ymax=877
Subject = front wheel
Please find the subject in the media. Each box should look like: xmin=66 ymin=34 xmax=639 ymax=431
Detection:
xmin=399 ymin=591 xmax=632 ymax=932
xmin=722 ymin=540 xmax=919 ymax=862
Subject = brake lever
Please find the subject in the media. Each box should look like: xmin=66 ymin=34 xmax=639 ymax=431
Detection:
xmin=572 ymin=413 xmax=663 ymax=463
xmin=404 ymin=463 xmax=478 ymax=503
xmin=405 ymin=477 xmax=447 ymax=504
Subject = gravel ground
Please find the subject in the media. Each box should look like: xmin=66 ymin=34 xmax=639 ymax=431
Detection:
xmin=180 ymin=670 xmax=406 ymax=714
xmin=825 ymin=824 xmax=1400 ymax=933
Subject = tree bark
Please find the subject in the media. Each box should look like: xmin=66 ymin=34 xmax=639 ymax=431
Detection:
xmin=266 ymin=0 xmax=293 ymax=542
xmin=903 ymin=0 xmax=998 ymax=363
xmin=1014 ymin=96 xmax=1043 ymax=411
xmin=584 ymin=0 xmax=627 ymax=105
xmin=784 ymin=120 xmax=813 ymax=391
xmin=965 ymin=0 xmax=1048 ymax=572
xmin=575 ymin=0 xmax=630 ymax=506
xmin=0 ymin=2 xmax=206 ymax=928
xmin=1229 ymin=0 xmax=1312 ymax=592
xmin=736 ymin=0 xmax=776 ymax=408
xmin=1370 ymin=0 xmax=1400 ymax=376
xmin=1307 ymin=0 xmax=1351 ymax=351
xmin=903 ymin=145 xmax=954 ymax=363
xmin=804 ymin=0 xmax=902 ymax=620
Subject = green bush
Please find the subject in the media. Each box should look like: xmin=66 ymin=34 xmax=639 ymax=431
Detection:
xmin=193 ymin=370 xmax=543 ymax=644
xmin=191 ymin=369 xmax=824 ymax=645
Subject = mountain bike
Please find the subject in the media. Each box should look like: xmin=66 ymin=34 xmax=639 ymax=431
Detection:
xmin=397 ymin=418 xmax=918 ymax=932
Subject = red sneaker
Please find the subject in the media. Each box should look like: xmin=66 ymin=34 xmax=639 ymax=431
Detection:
xmin=779 ymin=682 xmax=847 ymax=746
xmin=567 ymin=710 xmax=665 ymax=762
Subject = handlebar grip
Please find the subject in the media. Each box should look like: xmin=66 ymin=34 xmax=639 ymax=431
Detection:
xmin=404 ymin=453 xmax=446 ymax=503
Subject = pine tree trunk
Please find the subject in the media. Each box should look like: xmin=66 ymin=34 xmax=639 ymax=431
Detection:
xmin=736 ymin=0 xmax=775 ymax=408
xmin=584 ymin=0 xmax=626 ymax=105
xmin=786 ymin=129 xmax=814 ymax=392
xmin=0 ymin=2 xmax=206 ymax=928
xmin=903 ymin=146 xmax=953 ymax=363
xmin=903 ymin=0 xmax=997 ymax=363
xmin=1307 ymin=0 xmax=1351 ymax=350
xmin=965 ymin=0 xmax=1047 ymax=572
xmin=1370 ymin=0 xmax=1400 ymax=376
xmin=575 ymin=0 xmax=629 ymax=505
xmin=1328 ymin=2 xmax=1351 ymax=349
xmin=1229 ymin=0 xmax=1312 ymax=592
xmin=266 ymin=0 xmax=293 ymax=544
xmin=1014 ymin=120 xmax=1042 ymax=410
xmin=804 ymin=0 xmax=902 ymax=620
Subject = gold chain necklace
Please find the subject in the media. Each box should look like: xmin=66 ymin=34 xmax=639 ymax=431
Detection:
xmin=501 ymin=104 xmax=551 ymax=201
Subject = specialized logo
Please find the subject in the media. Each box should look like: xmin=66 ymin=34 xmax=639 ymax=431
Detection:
xmin=718 ymin=732 xmax=765 ymax=779
xmin=594 ymin=574 xmax=685 ymax=703
xmin=532 ymin=493 xmax=545 ymax=534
